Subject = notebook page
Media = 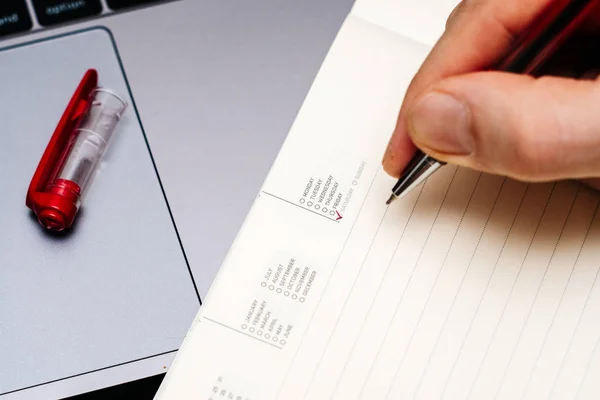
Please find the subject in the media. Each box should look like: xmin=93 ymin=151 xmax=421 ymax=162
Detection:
xmin=351 ymin=0 xmax=460 ymax=46
xmin=155 ymin=9 xmax=600 ymax=400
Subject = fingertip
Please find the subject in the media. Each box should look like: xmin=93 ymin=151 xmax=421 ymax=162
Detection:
xmin=382 ymin=126 xmax=417 ymax=178
xmin=445 ymin=1 xmax=465 ymax=30
xmin=382 ymin=141 xmax=399 ymax=178
xmin=382 ymin=155 xmax=401 ymax=178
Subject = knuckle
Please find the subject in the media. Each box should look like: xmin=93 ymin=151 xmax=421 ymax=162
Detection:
xmin=446 ymin=2 xmax=463 ymax=28
xmin=509 ymin=105 xmax=562 ymax=180
xmin=445 ymin=0 xmax=478 ymax=29
xmin=511 ymin=130 xmax=546 ymax=179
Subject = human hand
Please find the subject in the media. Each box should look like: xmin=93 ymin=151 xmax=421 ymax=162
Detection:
xmin=382 ymin=0 xmax=600 ymax=190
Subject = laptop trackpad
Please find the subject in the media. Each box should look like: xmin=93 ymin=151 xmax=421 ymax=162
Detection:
xmin=0 ymin=28 xmax=199 ymax=395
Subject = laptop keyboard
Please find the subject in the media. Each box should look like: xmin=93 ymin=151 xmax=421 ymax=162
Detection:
xmin=106 ymin=0 xmax=164 ymax=11
xmin=0 ymin=2 xmax=32 ymax=37
xmin=0 ymin=0 xmax=169 ymax=39
xmin=32 ymin=0 xmax=103 ymax=26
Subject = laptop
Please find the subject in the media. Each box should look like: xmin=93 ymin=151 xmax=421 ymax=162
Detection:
xmin=0 ymin=1 xmax=354 ymax=398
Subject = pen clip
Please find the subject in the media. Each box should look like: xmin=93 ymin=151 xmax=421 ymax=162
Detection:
xmin=26 ymin=69 xmax=98 ymax=229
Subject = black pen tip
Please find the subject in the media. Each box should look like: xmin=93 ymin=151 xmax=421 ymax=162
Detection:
xmin=386 ymin=194 xmax=397 ymax=205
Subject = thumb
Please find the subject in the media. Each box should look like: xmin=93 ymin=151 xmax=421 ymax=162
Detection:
xmin=406 ymin=72 xmax=600 ymax=182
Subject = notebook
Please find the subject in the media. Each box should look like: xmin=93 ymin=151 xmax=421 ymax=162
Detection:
xmin=155 ymin=0 xmax=600 ymax=399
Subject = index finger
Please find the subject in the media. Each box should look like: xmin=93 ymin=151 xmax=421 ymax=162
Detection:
xmin=382 ymin=0 xmax=555 ymax=177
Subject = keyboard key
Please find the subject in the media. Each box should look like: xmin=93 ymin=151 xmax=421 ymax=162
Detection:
xmin=0 ymin=1 xmax=33 ymax=37
xmin=107 ymin=0 xmax=164 ymax=11
xmin=32 ymin=0 xmax=102 ymax=26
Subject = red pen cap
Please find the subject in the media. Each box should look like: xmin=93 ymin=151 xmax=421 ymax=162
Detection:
xmin=26 ymin=69 xmax=127 ymax=231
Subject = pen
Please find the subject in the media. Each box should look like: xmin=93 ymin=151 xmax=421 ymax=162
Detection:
xmin=386 ymin=0 xmax=600 ymax=205
xmin=26 ymin=69 xmax=128 ymax=231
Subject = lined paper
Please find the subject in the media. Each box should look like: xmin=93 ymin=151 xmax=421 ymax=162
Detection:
xmin=156 ymin=2 xmax=600 ymax=399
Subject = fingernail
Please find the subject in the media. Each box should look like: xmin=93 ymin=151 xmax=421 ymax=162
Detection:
xmin=382 ymin=139 xmax=393 ymax=163
xmin=382 ymin=135 xmax=401 ymax=177
xmin=382 ymin=118 xmax=405 ymax=166
xmin=408 ymin=91 xmax=473 ymax=155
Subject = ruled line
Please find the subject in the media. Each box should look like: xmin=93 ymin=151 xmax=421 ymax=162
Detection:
xmin=412 ymin=178 xmax=507 ymax=397
xmin=329 ymin=183 xmax=425 ymax=399
xmin=302 ymin=205 xmax=390 ymax=398
xmin=465 ymin=183 xmax=557 ymax=400
xmin=574 ymin=296 xmax=600 ymax=399
xmin=492 ymin=187 xmax=580 ymax=400
xmin=357 ymin=167 xmax=460 ymax=400
xmin=548 ymin=206 xmax=600 ymax=398
xmin=383 ymin=173 xmax=483 ymax=400
xmin=521 ymin=200 xmax=600 ymax=400
xmin=439 ymin=184 xmax=531 ymax=399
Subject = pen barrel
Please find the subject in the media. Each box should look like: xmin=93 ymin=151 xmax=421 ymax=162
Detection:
xmin=494 ymin=0 xmax=599 ymax=74
xmin=49 ymin=89 xmax=127 ymax=203
xmin=33 ymin=88 xmax=128 ymax=231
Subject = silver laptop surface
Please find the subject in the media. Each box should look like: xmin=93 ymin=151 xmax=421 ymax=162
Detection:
xmin=0 ymin=1 xmax=354 ymax=398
